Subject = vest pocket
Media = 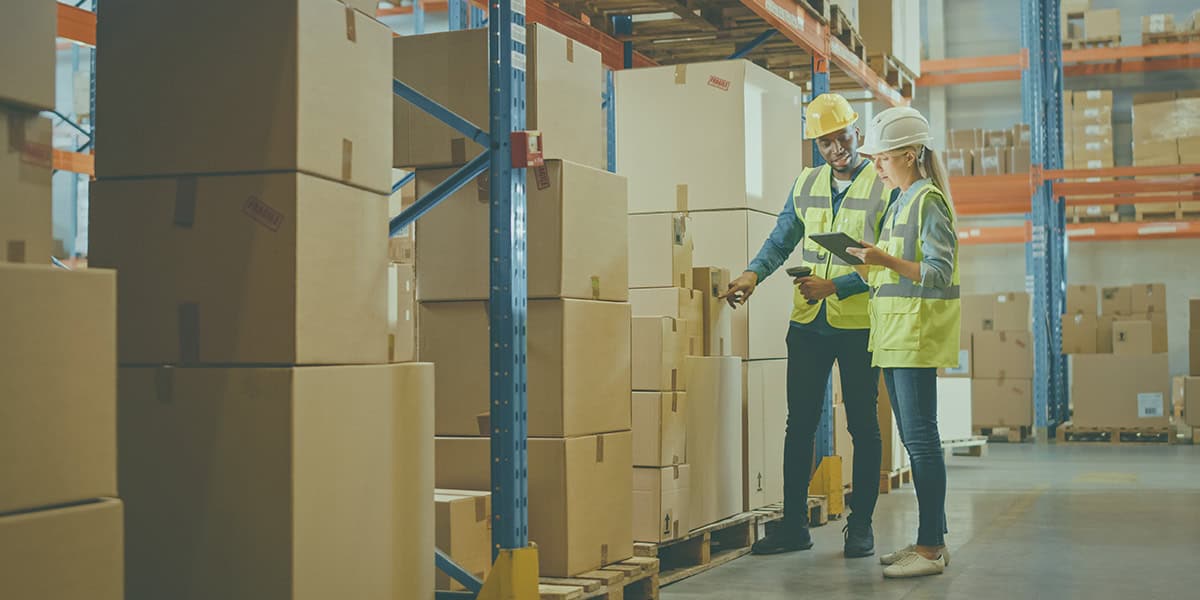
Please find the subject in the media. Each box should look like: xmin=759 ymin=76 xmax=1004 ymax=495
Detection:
xmin=874 ymin=301 xmax=921 ymax=351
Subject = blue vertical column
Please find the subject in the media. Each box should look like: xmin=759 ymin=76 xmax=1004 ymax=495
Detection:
xmin=811 ymin=55 xmax=834 ymax=459
xmin=449 ymin=0 xmax=466 ymax=30
xmin=1042 ymin=0 xmax=1068 ymax=427
xmin=414 ymin=0 xmax=426 ymax=34
xmin=488 ymin=0 xmax=529 ymax=556
xmin=605 ymin=69 xmax=616 ymax=173
xmin=612 ymin=15 xmax=633 ymax=69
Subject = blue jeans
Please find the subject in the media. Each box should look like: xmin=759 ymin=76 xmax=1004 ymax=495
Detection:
xmin=882 ymin=367 xmax=947 ymax=547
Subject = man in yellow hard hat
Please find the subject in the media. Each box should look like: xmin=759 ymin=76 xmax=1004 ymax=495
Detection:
xmin=722 ymin=93 xmax=890 ymax=558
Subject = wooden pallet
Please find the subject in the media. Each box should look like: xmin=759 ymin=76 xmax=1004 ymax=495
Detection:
xmin=829 ymin=4 xmax=867 ymax=62
xmin=867 ymin=52 xmax=917 ymax=98
xmin=539 ymin=557 xmax=661 ymax=600
xmin=1056 ymin=423 xmax=1176 ymax=445
xmin=632 ymin=511 xmax=757 ymax=587
xmin=801 ymin=0 xmax=829 ymax=23
xmin=1180 ymin=201 xmax=1200 ymax=220
xmin=1072 ymin=210 xmax=1120 ymax=224
xmin=878 ymin=467 xmax=912 ymax=494
xmin=1143 ymin=31 xmax=1200 ymax=45
xmin=1134 ymin=202 xmax=1181 ymax=222
xmin=976 ymin=425 xmax=1033 ymax=443
xmin=1063 ymin=36 xmax=1122 ymax=49
xmin=751 ymin=496 xmax=831 ymax=531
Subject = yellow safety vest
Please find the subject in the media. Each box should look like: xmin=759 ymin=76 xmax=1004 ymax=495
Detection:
xmin=790 ymin=163 xmax=889 ymax=329
xmin=867 ymin=181 xmax=961 ymax=368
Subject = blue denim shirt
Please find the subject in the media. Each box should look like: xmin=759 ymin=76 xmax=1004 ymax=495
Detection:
xmin=745 ymin=161 xmax=873 ymax=335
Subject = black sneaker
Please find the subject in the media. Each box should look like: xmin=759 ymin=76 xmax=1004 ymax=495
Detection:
xmin=843 ymin=522 xmax=875 ymax=558
xmin=751 ymin=527 xmax=813 ymax=555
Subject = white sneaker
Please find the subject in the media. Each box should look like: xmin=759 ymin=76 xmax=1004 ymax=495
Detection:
xmin=882 ymin=552 xmax=945 ymax=579
xmin=880 ymin=544 xmax=951 ymax=567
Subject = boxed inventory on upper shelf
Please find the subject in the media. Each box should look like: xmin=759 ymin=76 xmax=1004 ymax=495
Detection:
xmin=944 ymin=124 xmax=1031 ymax=176
xmin=1060 ymin=284 xmax=1167 ymax=356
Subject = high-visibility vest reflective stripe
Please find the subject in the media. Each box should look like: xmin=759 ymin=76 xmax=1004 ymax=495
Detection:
xmin=790 ymin=163 xmax=889 ymax=329
xmin=867 ymin=182 xmax=962 ymax=368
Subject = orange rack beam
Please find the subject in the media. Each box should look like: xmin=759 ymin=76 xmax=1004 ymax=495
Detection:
xmin=53 ymin=150 xmax=95 ymax=176
xmin=377 ymin=1 xmax=450 ymax=17
xmin=57 ymin=3 xmax=96 ymax=46
xmin=959 ymin=221 xmax=1200 ymax=245
xmin=918 ymin=40 xmax=1200 ymax=86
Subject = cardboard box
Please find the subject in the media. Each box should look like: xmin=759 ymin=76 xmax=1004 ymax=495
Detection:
xmin=1130 ymin=283 xmax=1166 ymax=315
xmin=1185 ymin=377 xmax=1200 ymax=426
xmin=1133 ymin=92 xmax=1177 ymax=105
xmin=1113 ymin=320 xmax=1153 ymax=355
xmin=1062 ymin=312 xmax=1098 ymax=354
xmin=0 ymin=265 xmax=116 ymax=514
xmin=1142 ymin=14 xmax=1175 ymax=34
xmin=1066 ymin=284 xmax=1097 ymax=316
xmin=89 ymin=173 xmax=389 ymax=365
xmin=628 ymin=213 xmax=694 ymax=289
xmin=1100 ymin=286 xmax=1132 ymax=315
xmin=1074 ymin=89 xmax=1114 ymax=109
xmin=1073 ymin=109 xmax=1113 ymax=130
xmin=1192 ymin=298 xmax=1200 ymax=327
xmin=1062 ymin=0 xmax=1090 ymax=14
xmin=1180 ymin=136 xmax=1200 ymax=162
xmin=630 ymin=287 xmax=704 ymax=355
xmin=1071 ymin=354 xmax=1170 ymax=428
xmin=943 ymin=149 xmax=971 ymax=177
xmin=435 ymin=491 xmax=492 ymax=591
xmin=961 ymin=294 xmax=998 ymax=336
xmin=692 ymin=266 xmax=734 ymax=356
xmin=684 ymin=357 xmax=743 ymax=530
xmin=1009 ymin=145 xmax=1032 ymax=174
xmin=972 ymin=147 xmax=1007 ymax=176
xmin=1 ymin=107 xmax=53 ymax=264
xmin=436 ymin=433 xmax=634 ymax=577
xmin=993 ymin=292 xmax=1031 ymax=331
xmin=971 ymin=378 xmax=1032 ymax=427
xmin=0 ymin=499 xmax=123 ymax=600
xmin=1097 ymin=314 xmax=1116 ymax=353
xmin=416 ymin=160 xmax=628 ymax=301
xmin=685 ymin=210 xmax=798 ymax=360
xmin=1192 ymin=330 xmax=1200 ymax=375
xmin=1084 ymin=9 xmax=1121 ymax=39
xmin=1132 ymin=100 xmax=1178 ymax=142
xmin=388 ymin=263 xmax=417 ymax=363
xmin=633 ymin=317 xmax=689 ymax=392
xmin=393 ymin=26 xmax=603 ymax=170
xmin=1133 ymin=139 xmax=1179 ymax=166
xmin=421 ymin=299 xmax=632 ymax=437
xmin=973 ymin=330 xmax=1032 ymax=379
xmin=1138 ymin=311 xmax=1169 ymax=354
xmin=96 ymin=1 xmax=392 ymax=193
xmin=984 ymin=129 xmax=1013 ymax=148
xmin=0 ymin=1 xmax=55 ymax=110
xmin=615 ymin=60 xmax=806 ymax=214
xmin=121 ymin=363 xmax=435 ymax=600
xmin=633 ymin=391 xmax=687 ymax=467
xmin=743 ymin=359 xmax=786 ymax=511
xmin=937 ymin=377 xmax=974 ymax=441
xmin=633 ymin=465 xmax=690 ymax=543
xmin=948 ymin=128 xmax=982 ymax=150
xmin=1012 ymin=123 xmax=1033 ymax=145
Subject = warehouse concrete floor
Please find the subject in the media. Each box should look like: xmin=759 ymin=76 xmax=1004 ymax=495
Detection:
xmin=662 ymin=443 xmax=1200 ymax=599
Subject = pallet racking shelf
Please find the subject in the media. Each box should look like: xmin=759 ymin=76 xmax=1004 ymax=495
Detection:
xmin=918 ymin=40 xmax=1200 ymax=85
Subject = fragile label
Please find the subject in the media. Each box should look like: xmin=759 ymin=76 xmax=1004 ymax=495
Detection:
xmin=1137 ymin=393 xmax=1163 ymax=418
xmin=707 ymin=75 xmax=731 ymax=91
xmin=1086 ymin=90 xmax=1102 ymax=100
xmin=242 ymin=196 xmax=285 ymax=232
xmin=533 ymin=165 xmax=551 ymax=190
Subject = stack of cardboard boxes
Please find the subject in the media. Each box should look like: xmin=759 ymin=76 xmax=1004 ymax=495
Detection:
xmin=89 ymin=3 xmax=437 ymax=599
xmin=940 ymin=293 xmax=1034 ymax=432
xmin=1131 ymin=92 xmax=1200 ymax=220
xmin=0 ymin=5 xmax=123 ymax=599
xmin=1061 ymin=2 xmax=1121 ymax=44
xmin=403 ymin=26 xmax=636 ymax=579
xmin=1068 ymin=285 xmax=1172 ymax=430
xmin=1063 ymin=90 xmax=1118 ymax=221
xmin=1180 ymin=300 xmax=1200 ymax=435
xmin=943 ymin=124 xmax=1032 ymax=177
xmin=617 ymin=60 xmax=809 ymax=529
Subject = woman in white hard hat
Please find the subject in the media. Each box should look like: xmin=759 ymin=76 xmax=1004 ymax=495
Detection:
xmin=846 ymin=106 xmax=961 ymax=579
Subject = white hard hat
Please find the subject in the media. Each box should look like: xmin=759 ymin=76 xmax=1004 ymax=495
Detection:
xmin=858 ymin=107 xmax=934 ymax=156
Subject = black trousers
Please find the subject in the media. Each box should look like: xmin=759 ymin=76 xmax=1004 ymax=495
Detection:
xmin=782 ymin=326 xmax=882 ymax=531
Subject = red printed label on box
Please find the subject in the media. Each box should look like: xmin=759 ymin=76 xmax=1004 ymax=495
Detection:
xmin=707 ymin=75 xmax=731 ymax=91
xmin=242 ymin=196 xmax=284 ymax=231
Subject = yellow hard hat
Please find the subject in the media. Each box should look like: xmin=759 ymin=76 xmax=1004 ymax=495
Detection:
xmin=804 ymin=94 xmax=859 ymax=139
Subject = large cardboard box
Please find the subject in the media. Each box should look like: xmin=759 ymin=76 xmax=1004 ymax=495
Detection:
xmin=1129 ymin=311 xmax=1169 ymax=354
xmin=961 ymin=294 xmax=997 ymax=337
xmin=972 ymin=147 xmax=1007 ymax=176
xmin=1071 ymin=354 xmax=1170 ymax=428
xmin=388 ymin=263 xmax=417 ymax=363
xmin=435 ymin=433 xmax=634 ymax=578
xmin=1181 ymin=135 xmax=1200 ymax=162
xmin=983 ymin=129 xmax=1013 ymax=148
xmin=1009 ymin=145 xmax=1032 ymax=174
xmin=1142 ymin=14 xmax=1175 ymax=34
xmin=1185 ymin=377 xmax=1200 ymax=427
xmin=973 ymin=331 xmax=1032 ymax=379
xmin=0 ymin=1 xmax=55 ymax=110
xmin=1073 ymin=89 xmax=1114 ymax=110
xmin=615 ymin=60 xmax=806 ymax=214
xmin=393 ymin=26 xmax=603 ymax=170
xmin=96 ymin=1 xmax=391 ymax=194
xmin=1013 ymin=123 xmax=1033 ymax=145
xmin=0 ymin=499 xmax=123 ymax=600
xmin=633 ymin=391 xmax=686 ymax=467
xmin=0 ymin=265 xmax=116 ymax=514
xmin=420 ymin=299 xmax=631 ymax=437
xmin=1063 ymin=0 xmax=1090 ymax=15
xmin=692 ymin=266 xmax=734 ymax=356
xmin=684 ymin=357 xmax=743 ymax=530
xmin=743 ymin=359 xmax=786 ymax=512
xmin=1062 ymin=313 xmax=1099 ymax=354
xmin=948 ymin=128 xmax=982 ymax=150
xmin=633 ymin=465 xmax=691 ymax=543
xmin=90 ymin=173 xmax=388 ymax=365
xmin=630 ymin=287 xmax=704 ymax=355
xmin=1133 ymin=139 xmax=1179 ymax=166
xmin=993 ymin=292 xmax=1031 ymax=331
xmin=1130 ymin=283 xmax=1166 ymax=315
xmin=1113 ymin=320 xmax=1153 ymax=355
xmin=416 ymin=160 xmax=628 ymax=301
xmin=685 ymin=210 xmax=796 ymax=360
xmin=434 ymin=491 xmax=492 ymax=591
xmin=632 ymin=317 xmax=689 ymax=392
xmin=1100 ymin=286 xmax=1132 ymax=316
xmin=971 ymin=378 xmax=1032 ymax=427
xmin=943 ymin=149 xmax=971 ymax=177
xmin=1084 ymin=8 xmax=1120 ymax=39
xmin=1192 ymin=298 xmax=1200 ymax=327
xmin=628 ymin=213 xmax=694 ymax=289
xmin=0 ymin=108 xmax=53 ymax=263
xmin=1132 ymin=100 xmax=1179 ymax=142
xmin=1192 ymin=330 xmax=1200 ymax=376
xmin=1097 ymin=314 xmax=1117 ymax=353
xmin=120 ymin=363 xmax=435 ymax=600
xmin=1066 ymin=284 xmax=1097 ymax=316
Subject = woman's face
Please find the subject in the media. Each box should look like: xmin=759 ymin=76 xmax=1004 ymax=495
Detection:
xmin=871 ymin=149 xmax=916 ymax=188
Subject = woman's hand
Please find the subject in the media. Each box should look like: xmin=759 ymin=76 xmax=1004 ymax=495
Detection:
xmin=847 ymin=240 xmax=894 ymax=268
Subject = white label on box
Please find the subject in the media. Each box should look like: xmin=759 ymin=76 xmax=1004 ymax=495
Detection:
xmin=1086 ymin=142 xmax=1101 ymax=151
xmin=513 ymin=0 xmax=526 ymax=14
xmin=1084 ymin=108 xmax=1099 ymax=118
xmin=1150 ymin=15 xmax=1166 ymax=33
xmin=1086 ymin=206 xmax=1102 ymax=215
xmin=1087 ymin=160 xmax=1102 ymax=169
xmin=511 ymin=51 xmax=526 ymax=72
xmin=1085 ymin=125 xmax=1103 ymax=136
xmin=1086 ymin=90 xmax=1102 ymax=100
xmin=511 ymin=23 xmax=526 ymax=45
xmin=1137 ymin=393 xmax=1164 ymax=418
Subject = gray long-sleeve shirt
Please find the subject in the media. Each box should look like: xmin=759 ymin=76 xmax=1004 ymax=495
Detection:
xmin=880 ymin=179 xmax=957 ymax=288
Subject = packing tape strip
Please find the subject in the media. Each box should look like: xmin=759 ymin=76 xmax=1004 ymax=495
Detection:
xmin=591 ymin=276 xmax=600 ymax=300
xmin=345 ymin=5 xmax=357 ymax=42
xmin=178 ymin=303 xmax=201 ymax=364
xmin=566 ymin=39 xmax=574 ymax=63
xmin=595 ymin=435 xmax=606 ymax=462
xmin=601 ymin=544 xmax=609 ymax=565
xmin=342 ymin=139 xmax=354 ymax=182
xmin=674 ymin=64 xmax=687 ymax=84
xmin=174 ymin=177 xmax=198 ymax=228
xmin=671 ymin=393 xmax=678 ymax=412
xmin=676 ymin=184 xmax=688 ymax=213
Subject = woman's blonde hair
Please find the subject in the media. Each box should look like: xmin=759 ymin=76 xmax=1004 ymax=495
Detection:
xmin=893 ymin=144 xmax=954 ymax=204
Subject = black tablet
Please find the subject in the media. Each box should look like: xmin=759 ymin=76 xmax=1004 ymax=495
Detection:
xmin=808 ymin=232 xmax=866 ymax=265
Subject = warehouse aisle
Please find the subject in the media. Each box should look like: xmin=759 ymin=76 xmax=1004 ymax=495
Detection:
xmin=662 ymin=444 xmax=1200 ymax=598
